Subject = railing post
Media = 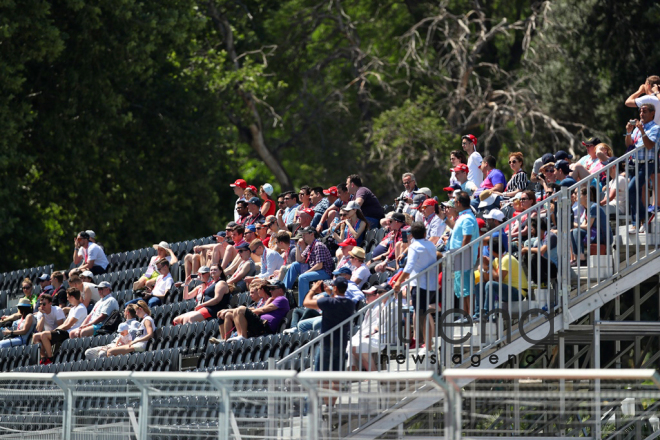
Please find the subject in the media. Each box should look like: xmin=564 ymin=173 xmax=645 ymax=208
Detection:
xmin=442 ymin=254 xmax=454 ymax=370
xmin=52 ymin=376 xmax=72 ymax=440
xmin=559 ymin=186 xmax=571 ymax=329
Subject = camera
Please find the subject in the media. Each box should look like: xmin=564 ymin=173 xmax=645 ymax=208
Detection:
xmin=629 ymin=119 xmax=637 ymax=125
xmin=190 ymin=274 xmax=198 ymax=279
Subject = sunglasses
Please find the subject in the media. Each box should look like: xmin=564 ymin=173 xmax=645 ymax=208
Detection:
xmin=22 ymin=286 xmax=30 ymax=290
xmin=544 ymin=167 xmax=555 ymax=172
xmin=339 ymin=213 xmax=348 ymax=217
xmin=508 ymin=160 xmax=518 ymax=164
xmin=283 ymin=197 xmax=291 ymax=200
xmin=520 ymin=198 xmax=530 ymax=201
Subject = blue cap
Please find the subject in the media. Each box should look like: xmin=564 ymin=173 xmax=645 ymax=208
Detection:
xmin=236 ymin=242 xmax=250 ymax=250
xmin=332 ymin=277 xmax=349 ymax=288
xmin=332 ymin=266 xmax=352 ymax=276
xmin=248 ymin=197 xmax=263 ymax=207
xmin=555 ymin=150 xmax=573 ymax=161
xmin=214 ymin=231 xmax=226 ymax=238
xmin=245 ymin=225 xmax=256 ymax=232
xmin=541 ymin=153 xmax=555 ymax=165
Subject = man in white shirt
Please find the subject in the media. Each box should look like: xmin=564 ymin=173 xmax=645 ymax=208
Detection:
xmin=625 ymin=75 xmax=660 ymax=125
xmin=126 ymin=259 xmax=173 ymax=309
xmin=393 ymin=222 xmax=439 ymax=355
xmin=34 ymin=293 xmax=65 ymax=332
xmin=462 ymin=134 xmax=483 ymax=187
xmin=71 ymin=231 xmax=109 ymax=276
xmin=417 ymin=199 xmax=445 ymax=245
xmin=68 ymin=275 xmax=100 ymax=313
xmin=245 ymin=239 xmax=284 ymax=285
xmin=33 ymin=288 xmax=88 ymax=365
xmin=69 ymin=281 xmax=119 ymax=338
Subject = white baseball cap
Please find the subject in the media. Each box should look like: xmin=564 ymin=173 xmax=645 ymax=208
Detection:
xmin=153 ymin=241 xmax=170 ymax=251
xmin=483 ymin=209 xmax=505 ymax=222
xmin=81 ymin=271 xmax=94 ymax=279
xmin=261 ymin=183 xmax=274 ymax=196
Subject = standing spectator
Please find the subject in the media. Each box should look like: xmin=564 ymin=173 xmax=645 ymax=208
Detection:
xmin=501 ymin=152 xmax=529 ymax=198
xmin=625 ymin=75 xmax=660 ymax=125
xmin=346 ymin=174 xmax=384 ymax=229
xmin=259 ymin=183 xmax=276 ymax=217
xmin=245 ymin=197 xmax=266 ymax=226
xmin=304 ymin=277 xmax=355 ymax=372
xmin=462 ymin=134 xmax=483 ymax=187
xmin=246 ymin=239 xmax=284 ymax=284
xmin=0 ymin=298 xmax=35 ymax=349
xmin=395 ymin=172 xmax=419 ymax=215
xmin=348 ymin=285 xmax=391 ymax=371
xmin=134 ymin=241 xmax=178 ymax=291
xmin=393 ymin=222 xmax=438 ymax=355
xmin=34 ymin=294 xmax=65 ymax=333
xmin=626 ymin=104 xmax=659 ymax=232
xmin=230 ymin=178 xmax=248 ymax=222
xmin=473 ymin=155 xmax=506 ymax=200
xmin=449 ymin=150 xmax=468 ymax=187
xmin=449 ymin=192 xmax=479 ymax=312
xmin=34 ymin=288 xmax=87 ymax=365
xmin=69 ymin=281 xmax=119 ymax=338
xmin=125 ymin=259 xmax=173 ymax=308
xmin=451 ymin=164 xmax=478 ymax=196
xmin=85 ymin=322 xmax=133 ymax=360
xmin=310 ymin=186 xmax=330 ymax=228
xmin=71 ymin=231 xmax=109 ymax=276
xmin=284 ymin=227 xmax=335 ymax=307
xmin=107 ymin=300 xmax=155 ymax=356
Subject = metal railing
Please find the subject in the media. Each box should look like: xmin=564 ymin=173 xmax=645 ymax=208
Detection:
xmin=0 ymin=370 xmax=448 ymax=439
xmin=277 ymin=142 xmax=660 ymax=377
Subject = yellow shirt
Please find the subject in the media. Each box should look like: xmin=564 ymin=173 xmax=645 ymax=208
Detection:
xmin=493 ymin=254 xmax=528 ymax=297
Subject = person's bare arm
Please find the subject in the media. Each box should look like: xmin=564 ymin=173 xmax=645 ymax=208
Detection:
xmin=625 ymin=84 xmax=647 ymax=107
xmin=167 ymin=248 xmax=178 ymax=265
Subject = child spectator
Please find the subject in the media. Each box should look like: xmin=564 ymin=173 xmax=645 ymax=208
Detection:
xmin=85 ymin=322 xmax=133 ymax=360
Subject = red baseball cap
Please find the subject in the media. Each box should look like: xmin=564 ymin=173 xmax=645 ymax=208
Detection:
xmin=421 ymin=198 xmax=438 ymax=208
xmin=462 ymin=134 xmax=477 ymax=145
xmin=247 ymin=185 xmax=258 ymax=193
xmin=323 ymin=186 xmax=338 ymax=197
xmin=338 ymin=237 xmax=357 ymax=247
xmin=299 ymin=208 xmax=315 ymax=217
xmin=451 ymin=163 xmax=469 ymax=173
xmin=230 ymin=179 xmax=247 ymax=189
xmin=477 ymin=218 xmax=487 ymax=234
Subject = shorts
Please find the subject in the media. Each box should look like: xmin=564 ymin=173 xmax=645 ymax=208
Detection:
xmin=50 ymin=329 xmax=70 ymax=344
xmin=199 ymin=308 xmax=212 ymax=320
xmin=411 ymin=287 xmax=438 ymax=315
xmin=244 ymin=308 xmax=272 ymax=338
xmin=92 ymin=323 xmax=103 ymax=335
xmin=132 ymin=342 xmax=147 ymax=352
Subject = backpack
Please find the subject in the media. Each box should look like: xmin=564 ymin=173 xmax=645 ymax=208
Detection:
xmin=96 ymin=310 xmax=122 ymax=335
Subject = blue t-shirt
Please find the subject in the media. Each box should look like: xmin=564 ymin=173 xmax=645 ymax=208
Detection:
xmin=317 ymin=296 xmax=355 ymax=349
xmin=560 ymin=176 xmax=577 ymax=188
xmin=482 ymin=231 xmax=508 ymax=258
xmin=474 ymin=169 xmax=506 ymax=198
xmin=449 ymin=209 xmax=479 ymax=265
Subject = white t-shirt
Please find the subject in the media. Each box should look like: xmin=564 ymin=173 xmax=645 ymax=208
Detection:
xmin=152 ymin=273 xmax=174 ymax=298
xmin=34 ymin=306 xmax=66 ymax=332
xmin=144 ymin=255 xmax=173 ymax=278
xmin=607 ymin=175 xmax=628 ymax=213
xmin=83 ymin=282 xmax=100 ymax=303
xmin=351 ymin=264 xmax=371 ymax=289
xmin=82 ymin=243 xmax=108 ymax=269
xmin=67 ymin=304 xmax=88 ymax=333
xmin=467 ymin=151 xmax=483 ymax=187
xmin=89 ymin=295 xmax=119 ymax=324
xmin=635 ymin=94 xmax=660 ymax=125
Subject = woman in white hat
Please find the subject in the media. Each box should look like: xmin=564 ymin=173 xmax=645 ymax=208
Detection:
xmin=132 ymin=241 xmax=179 ymax=291
xmin=0 ymin=298 xmax=35 ymax=348
xmin=332 ymin=201 xmax=368 ymax=252
xmin=259 ymin=183 xmax=276 ymax=217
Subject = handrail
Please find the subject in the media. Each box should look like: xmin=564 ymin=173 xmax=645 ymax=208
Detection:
xmin=278 ymin=142 xmax=660 ymax=377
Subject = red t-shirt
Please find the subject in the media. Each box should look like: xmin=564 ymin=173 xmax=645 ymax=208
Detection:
xmin=263 ymin=198 xmax=276 ymax=217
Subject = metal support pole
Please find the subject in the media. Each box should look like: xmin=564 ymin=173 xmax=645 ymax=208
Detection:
xmin=559 ymin=334 xmax=566 ymax=437
xmin=595 ymin=308 xmax=601 ymax=439
xmin=635 ymin=285 xmax=641 ymax=366
xmin=52 ymin=376 xmax=72 ymax=440
xmin=308 ymin=387 xmax=319 ymax=440
xmin=268 ymin=358 xmax=276 ymax=438
xmin=139 ymin=386 xmax=149 ymax=440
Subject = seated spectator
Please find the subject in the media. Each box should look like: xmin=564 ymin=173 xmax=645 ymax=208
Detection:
xmin=225 ymin=279 xmax=290 ymax=341
xmin=177 ymin=265 xmax=213 ymax=302
xmin=590 ymin=143 xmax=614 ymax=174
xmin=265 ymin=216 xmax=280 ymax=250
xmin=255 ymin=221 xmax=269 ymax=246
xmin=317 ymin=183 xmax=351 ymax=233
xmin=220 ymin=224 xmax=246 ymax=270
xmin=245 ymin=239 xmax=284 ymax=285
xmin=0 ymin=298 xmax=35 ymax=348
xmin=69 ymin=281 xmax=119 ymax=338
xmin=85 ymin=322 xmax=132 ymax=360
xmin=477 ymin=236 xmax=528 ymax=320
xmin=294 ymin=186 xmax=315 ymax=222
xmin=451 ymin=164 xmax=478 ymax=197
xmin=37 ymin=273 xmax=51 ymax=293
xmin=71 ymin=231 xmax=109 ymax=276
xmin=500 ymin=152 xmax=529 ymax=198
xmin=417 ymin=199 xmax=445 ymax=245
xmin=600 ymin=158 xmax=627 ymax=214
xmin=346 ymin=174 xmax=384 ymax=229
xmin=124 ymin=304 xmax=142 ymax=339
xmin=288 ymin=208 xmax=314 ymax=238
xmin=67 ymin=275 xmax=99 ymax=313
xmin=332 ymin=201 xmax=368 ymax=248
xmin=175 ymin=265 xmax=230 ymax=325
xmin=245 ymin=197 xmax=266 ymax=226
xmin=80 ymin=270 xmax=95 ymax=285
xmin=34 ymin=288 xmax=87 ymax=365
xmin=125 ymin=259 xmax=173 ymax=308
xmin=284 ymin=227 xmax=335 ymax=307
xmin=473 ymin=155 xmax=506 ymax=203
xmin=34 ymin=294 xmax=65 ymax=333
xmin=476 ymin=189 xmax=500 ymax=214
xmin=394 ymin=173 xmax=419 ymax=215
xmin=225 ymin=243 xmax=257 ymax=293
xmin=271 ymin=231 xmax=296 ymax=281
xmin=235 ymin=200 xmax=249 ymax=225
xmin=257 ymin=184 xmax=276 ymax=218
xmin=277 ymin=191 xmax=300 ymax=227
xmin=482 ymin=209 xmax=508 ymax=258
xmin=520 ymin=217 xmax=558 ymax=285
xmin=242 ymin=225 xmax=260 ymax=260
xmin=571 ymin=186 xmax=612 ymax=266
xmin=538 ymin=162 xmax=559 ymax=193
xmin=310 ymin=186 xmax=332 ymax=228
xmin=449 ymin=150 xmax=468 ymax=187
xmin=335 ymin=238 xmax=357 ymax=271
xmin=134 ymin=241 xmax=178 ymax=291
xmin=243 ymin=186 xmax=259 ymax=205
xmin=531 ymin=153 xmax=555 ymax=186
xmin=107 ymin=300 xmax=155 ymax=356
xmin=569 ymin=137 xmax=601 ymax=181
xmin=371 ymin=213 xmax=407 ymax=273
xmin=347 ymin=285 xmax=396 ymax=372
xmin=555 ymin=160 xmax=577 ymax=188
xmin=508 ymin=190 xmax=536 ymax=239
xmin=348 ymin=247 xmax=370 ymax=288
xmin=213 ymin=280 xmax=263 ymax=342
xmin=48 ymin=271 xmax=67 ymax=308
xmin=304 ymin=277 xmax=355 ymax=372
xmin=410 ymin=194 xmax=429 ymax=222
xmin=186 ymin=231 xmax=227 ymax=279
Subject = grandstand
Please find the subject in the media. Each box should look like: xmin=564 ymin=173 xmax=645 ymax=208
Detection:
xmin=1 ymin=146 xmax=660 ymax=439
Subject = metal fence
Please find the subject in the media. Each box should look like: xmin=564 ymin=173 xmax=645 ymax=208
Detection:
xmin=277 ymin=142 xmax=660 ymax=380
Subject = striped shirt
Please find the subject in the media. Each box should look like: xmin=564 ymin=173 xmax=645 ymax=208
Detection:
xmin=505 ymin=170 xmax=528 ymax=193
xmin=630 ymin=121 xmax=659 ymax=161
xmin=301 ymin=240 xmax=335 ymax=276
